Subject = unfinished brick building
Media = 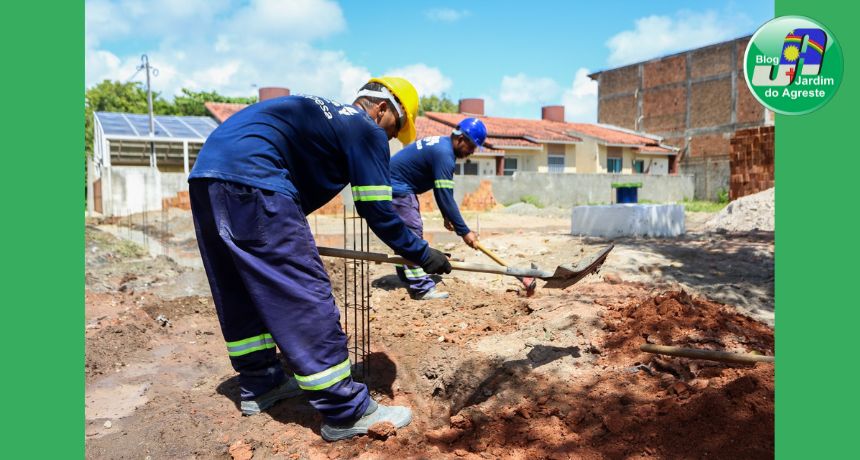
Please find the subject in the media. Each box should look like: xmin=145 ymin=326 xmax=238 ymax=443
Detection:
xmin=589 ymin=36 xmax=773 ymax=199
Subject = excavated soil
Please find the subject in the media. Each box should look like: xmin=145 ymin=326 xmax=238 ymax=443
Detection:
xmin=85 ymin=224 xmax=774 ymax=459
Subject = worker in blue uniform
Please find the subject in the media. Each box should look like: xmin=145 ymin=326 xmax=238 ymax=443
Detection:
xmin=389 ymin=118 xmax=488 ymax=300
xmin=187 ymin=77 xmax=451 ymax=441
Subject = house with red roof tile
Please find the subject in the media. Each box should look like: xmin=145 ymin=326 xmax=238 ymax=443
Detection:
xmin=205 ymin=94 xmax=678 ymax=178
xmin=408 ymin=100 xmax=677 ymax=177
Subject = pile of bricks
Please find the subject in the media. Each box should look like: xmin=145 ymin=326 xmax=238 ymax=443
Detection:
xmin=460 ymin=180 xmax=497 ymax=211
xmin=312 ymin=194 xmax=344 ymax=215
xmin=417 ymin=191 xmax=435 ymax=212
xmin=729 ymin=126 xmax=774 ymax=200
xmin=162 ymin=191 xmax=191 ymax=210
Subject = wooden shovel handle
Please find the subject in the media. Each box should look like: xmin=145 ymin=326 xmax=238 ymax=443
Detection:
xmin=475 ymin=242 xmax=508 ymax=267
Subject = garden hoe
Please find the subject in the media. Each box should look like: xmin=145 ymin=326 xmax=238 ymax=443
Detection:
xmin=316 ymin=244 xmax=614 ymax=291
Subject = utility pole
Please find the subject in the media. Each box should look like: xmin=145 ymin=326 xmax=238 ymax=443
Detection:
xmin=138 ymin=55 xmax=159 ymax=168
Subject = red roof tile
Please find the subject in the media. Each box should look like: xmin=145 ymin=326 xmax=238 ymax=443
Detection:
xmin=415 ymin=116 xmax=506 ymax=153
xmin=565 ymin=123 xmax=661 ymax=147
xmin=425 ymin=112 xmax=581 ymax=143
xmin=205 ymin=102 xmax=248 ymax=123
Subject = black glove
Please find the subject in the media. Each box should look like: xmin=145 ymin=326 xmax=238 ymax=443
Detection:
xmin=421 ymin=248 xmax=452 ymax=275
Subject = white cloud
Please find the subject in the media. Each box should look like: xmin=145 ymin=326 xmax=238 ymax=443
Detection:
xmin=606 ymin=9 xmax=752 ymax=66
xmin=424 ymin=8 xmax=470 ymax=22
xmin=384 ymin=63 xmax=452 ymax=97
xmin=85 ymin=0 xmax=367 ymax=102
xmin=489 ymin=70 xmax=596 ymax=121
xmin=561 ymin=68 xmax=598 ymax=122
xmin=499 ymin=73 xmax=560 ymax=105
xmin=226 ymin=0 xmax=345 ymax=41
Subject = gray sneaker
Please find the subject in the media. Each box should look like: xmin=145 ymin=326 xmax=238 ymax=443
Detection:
xmin=412 ymin=288 xmax=449 ymax=301
xmin=320 ymin=399 xmax=413 ymax=442
xmin=240 ymin=377 xmax=302 ymax=415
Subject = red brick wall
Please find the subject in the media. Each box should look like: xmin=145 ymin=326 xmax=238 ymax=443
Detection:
xmin=730 ymin=126 xmax=774 ymax=200
xmin=643 ymin=55 xmax=686 ymax=88
xmin=599 ymin=65 xmax=639 ymax=96
xmin=690 ymin=78 xmax=733 ymax=128
xmin=690 ymin=42 xmax=733 ymax=79
xmin=600 ymin=95 xmax=637 ymax=129
xmin=642 ymin=86 xmax=685 ymax=132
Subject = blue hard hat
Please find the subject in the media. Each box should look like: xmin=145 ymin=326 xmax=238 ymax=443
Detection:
xmin=455 ymin=117 xmax=487 ymax=147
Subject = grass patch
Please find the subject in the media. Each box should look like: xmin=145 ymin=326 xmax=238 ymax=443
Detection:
xmin=506 ymin=195 xmax=545 ymax=208
xmin=681 ymin=200 xmax=728 ymax=213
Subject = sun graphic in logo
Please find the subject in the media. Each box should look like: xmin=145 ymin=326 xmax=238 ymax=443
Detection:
xmin=783 ymin=45 xmax=800 ymax=62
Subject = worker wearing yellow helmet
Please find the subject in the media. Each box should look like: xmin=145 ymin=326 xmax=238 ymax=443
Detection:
xmin=188 ymin=76 xmax=448 ymax=441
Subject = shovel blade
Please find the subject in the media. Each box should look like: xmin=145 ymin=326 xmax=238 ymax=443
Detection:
xmin=542 ymin=244 xmax=614 ymax=289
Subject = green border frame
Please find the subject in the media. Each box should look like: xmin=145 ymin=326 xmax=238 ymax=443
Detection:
xmin=4 ymin=1 xmax=855 ymax=457
xmin=775 ymin=0 xmax=855 ymax=458
xmin=3 ymin=2 xmax=84 ymax=457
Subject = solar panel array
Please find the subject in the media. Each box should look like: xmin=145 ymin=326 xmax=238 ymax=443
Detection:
xmin=95 ymin=112 xmax=218 ymax=140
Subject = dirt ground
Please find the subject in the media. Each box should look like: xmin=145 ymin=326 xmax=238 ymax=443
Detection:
xmin=85 ymin=207 xmax=774 ymax=459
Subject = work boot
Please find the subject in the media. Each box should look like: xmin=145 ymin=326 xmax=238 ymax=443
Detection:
xmin=320 ymin=399 xmax=412 ymax=442
xmin=240 ymin=377 xmax=302 ymax=415
xmin=411 ymin=288 xmax=449 ymax=301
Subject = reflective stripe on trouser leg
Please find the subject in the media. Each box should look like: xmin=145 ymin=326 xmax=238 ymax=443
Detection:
xmin=189 ymin=180 xmax=285 ymax=401
xmin=391 ymin=194 xmax=436 ymax=295
xmin=294 ymin=358 xmax=351 ymax=390
xmin=226 ymin=333 xmax=276 ymax=357
xmin=202 ymin=181 xmax=369 ymax=425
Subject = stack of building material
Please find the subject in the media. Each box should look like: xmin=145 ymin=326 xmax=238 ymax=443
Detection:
xmin=460 ymin=180 xmax=497 ymax=211
xmin=730 ymin=126 xmax=774 ymax=200
xmin=161 ymin=191 xmax=191 ymax=210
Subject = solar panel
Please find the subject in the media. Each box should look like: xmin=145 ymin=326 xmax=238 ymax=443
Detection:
xmin=184 ymin=117 xmax=218 ymax=137
xmin=95 ymin=112 xmax=137 ymax=136
xmin=95 ymin=112 xmax=217 ymax=140
xmin=157 ymin=117 xmax=198 ymax=138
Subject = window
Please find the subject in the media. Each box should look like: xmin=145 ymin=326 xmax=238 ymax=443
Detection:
xmin=548 ymin=155 xmax=565 ymax=173
xmin=453 ymin=163 xmax=462 ymax=175
xmin=633 ymin=160 xmax=645 ymax=173
xmin=463 ymin=160 xmax=479 ymax=175
xmin=547 ymin=144 xmax=565 ymax=173
xmin=504 ymin=157 xmax=518 ymax=176
xmin=607 ymin=146 xmax=623 ymax=173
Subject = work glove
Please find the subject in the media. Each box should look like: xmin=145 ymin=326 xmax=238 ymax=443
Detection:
xmin=421 ymin=247 xmax=452 ymax=275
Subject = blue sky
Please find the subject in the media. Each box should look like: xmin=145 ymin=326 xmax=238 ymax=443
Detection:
xmin=86 ymin=0 xmax=773 ymax=122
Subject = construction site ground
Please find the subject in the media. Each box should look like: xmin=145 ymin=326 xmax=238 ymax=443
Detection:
xmin=85 ymin=207 xmax=774 ymax=459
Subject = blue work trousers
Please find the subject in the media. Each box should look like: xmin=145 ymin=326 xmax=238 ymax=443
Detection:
xmin=391 ymin=194 xmax=436 ymax=295
xmin=189 ymin=179 xmax=369 ymax=424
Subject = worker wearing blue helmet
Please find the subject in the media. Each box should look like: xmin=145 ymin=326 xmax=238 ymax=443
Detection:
xmin=390 ymin=118 xmax=488 ymax=300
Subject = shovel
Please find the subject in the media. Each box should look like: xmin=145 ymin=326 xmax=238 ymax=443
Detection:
xmin=316 ymin=244 xmax=613 ymax=290
xmin=474 ymin=241 xmax=537 ymax=296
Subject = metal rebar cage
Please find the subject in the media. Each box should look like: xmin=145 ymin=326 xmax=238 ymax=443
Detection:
xmin=342 ymin=206 xmax=372 ymax=381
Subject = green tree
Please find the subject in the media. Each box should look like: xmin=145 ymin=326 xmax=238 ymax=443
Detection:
xmin=170 ymin=88 xmax=257 ymax=117
xmin=418 ymin=93 xmax=458 ymax=115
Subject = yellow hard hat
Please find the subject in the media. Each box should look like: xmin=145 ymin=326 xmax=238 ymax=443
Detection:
xmin=368 ymin=76 xmax=419 ymax=144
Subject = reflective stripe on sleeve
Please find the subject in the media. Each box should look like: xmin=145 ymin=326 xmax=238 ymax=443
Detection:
xmin=351 ymin=185 xmax=392 ymax=202
xmin=434 ymin=179 xmax=455 ymax=189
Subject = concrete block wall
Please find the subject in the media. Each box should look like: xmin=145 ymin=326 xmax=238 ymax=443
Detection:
xmin=730 ymin=126 xmax=775 ymax=200
xmin=594 ymin=36 xmax=771 ymax=199
xmin=453 ymin=172 xmax=695 ymax=209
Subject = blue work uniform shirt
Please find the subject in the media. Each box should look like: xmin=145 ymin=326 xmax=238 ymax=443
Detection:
xmin=390 ymin=136 xmax=471 ymax=236
xmin=189 ymin=94 xmax=430 ymax=264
